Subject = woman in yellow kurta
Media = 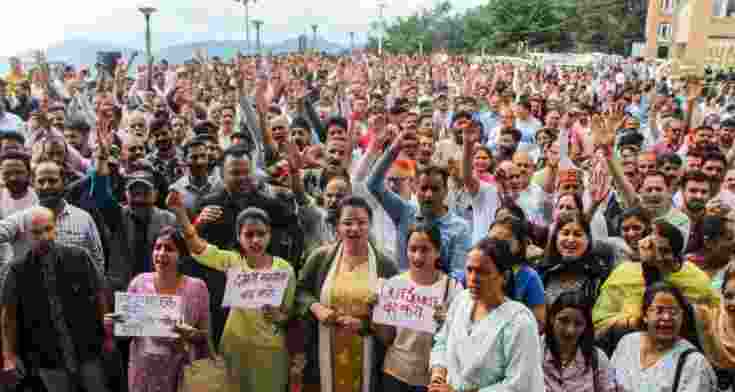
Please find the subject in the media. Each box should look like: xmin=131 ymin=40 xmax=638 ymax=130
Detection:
xmin=592 ymin=223 xmax=718 ymax=354
xmin=167 ymin=191 xmax=295 ymax=392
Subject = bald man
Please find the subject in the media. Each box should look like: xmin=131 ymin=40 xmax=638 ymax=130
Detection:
xmin=1 ymin=207 xmax=110 ymax=392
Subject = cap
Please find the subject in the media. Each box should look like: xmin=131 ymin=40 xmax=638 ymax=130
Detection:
xmin=126 ymin=170 xmax=156 ymax=191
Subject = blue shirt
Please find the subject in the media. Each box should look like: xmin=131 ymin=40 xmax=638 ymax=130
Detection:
xmin=512 ymin=265 xmax=545 ymax=307
xmin=367 ymin=146 xmax=471 ymax=274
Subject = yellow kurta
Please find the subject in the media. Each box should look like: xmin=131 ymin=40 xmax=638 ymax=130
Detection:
xmin=593 ymin=261 xmax=719 ymax=335
xmin=193 ymin=244 xmax=296 ymax=392
xmin=331 ymin=255 xmax=372 ymax=392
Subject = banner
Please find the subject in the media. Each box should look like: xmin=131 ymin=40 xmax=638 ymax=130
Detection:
xmin=222 ymin=268 xmax=290 ymax=309
xmin=372 ymin=278 xmax=444 ymax=333
xmin=114 ymin=292 xmax=182 ymax=337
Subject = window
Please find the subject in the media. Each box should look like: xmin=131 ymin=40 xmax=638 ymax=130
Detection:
xmin=713 ymin=0 xmax=735 ymax=16
xmin=657 ymin=23 xmax=672 ymax=40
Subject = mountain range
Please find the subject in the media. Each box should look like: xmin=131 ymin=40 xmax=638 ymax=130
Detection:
xmin=0 ymin=37 xmax=349 ymax=72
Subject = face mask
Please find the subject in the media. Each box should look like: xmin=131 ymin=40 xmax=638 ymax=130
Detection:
xmin=38 ymin=189 xmax=64 ymax=210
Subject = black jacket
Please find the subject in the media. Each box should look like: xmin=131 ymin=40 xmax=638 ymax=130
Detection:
xmin=5 ymin=244 xmax=104 ymax=370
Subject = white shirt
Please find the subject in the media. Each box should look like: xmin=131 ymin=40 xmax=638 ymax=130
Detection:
xmin=0 ymin=111 xmax=24 ymax=133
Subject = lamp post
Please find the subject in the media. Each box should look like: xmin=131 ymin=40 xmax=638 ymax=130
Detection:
xmin=252 ymin=19 xmax=263 ymax=54
xmin=377 ymin=0 xmax=387 ymax=56
xmin=235 ymin=0 xmax=256 ymax=54
xmin=310 ymin=24 xmax=319 ymax=52
xmin=138 ymin=6 xmax=157 ymax=92
xmin=349 ymin=32 xmax=355 ymax=53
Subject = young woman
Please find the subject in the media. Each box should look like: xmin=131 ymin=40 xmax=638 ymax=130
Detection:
xmin=699 ymin=262 xmax=735 ymax=391
xmin=381 ymin=224 xmax=463 ymax=392
xmin=487 ymin=215 xmax=546 ymax=328
xmin=611 ymin=283 xmax=717 ymax=392
xmin=126 ymin=226 xmax=211 ymax=392
xmin=429 ymin=238 xmax=544 ymax=392
xmin=538 ymin=213 xmax=611 ymax=306
xmin=543 ymin=291 xmax=617 ymax=392
xmin=167 ymin=192 xmax=296 ymax=392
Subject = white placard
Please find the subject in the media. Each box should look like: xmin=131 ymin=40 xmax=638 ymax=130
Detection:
xmin=114 ymin=292 xmax=182 ymax=337
xmin=222 ymin=268 xmax=290 ymax=309
xmin=372 ymin=278 xmax=444 ymax=333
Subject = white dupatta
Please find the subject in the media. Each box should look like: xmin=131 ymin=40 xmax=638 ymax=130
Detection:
xmin=318 ymin=243 xmax=379 ymax=392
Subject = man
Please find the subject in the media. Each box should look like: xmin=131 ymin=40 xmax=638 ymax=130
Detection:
xmin=0 ymin=151 xmax=36 ymax=219
xmin=218 ymin=104 xmax=237 ymax=149
xmin=513 ymin=98 xmax=542 ymax=144
xmin=0 ymin=130 xmax=24 ymax=153
xmin=194 ymin=144 xmax=298 ymax=346
xmin=0 ymin=81 xmax=24 ymax=137
xmin=7 ymin=81 xmax=38 ymax=122
xmin=169 ymin=136 xmax=223 ymax=217
xmin=681 ymin=171 xmax=714 ymax=254
xmin=63 ymin=119 xmax=92 ymax=158
xmin=637 ymin=151 xmax=658 ymax=176
xmin=1 ymin=207 xmax=110 ymax=392
xmin=0 ymin=160 xmax=105 ymax=277
xmin=146 ymin=117 xmax=184 ymax=188
xmin=368 ymin=129 xmax=471 ymax=274
xmin=638 ymin=171 xmax=691 ymax=249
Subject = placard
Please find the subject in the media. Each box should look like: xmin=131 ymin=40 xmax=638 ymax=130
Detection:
xmin=222 ymin=268 xmax=290 ymax=309
xmin=372 ymin=278 xmax=444 ymax=333
xmin=114 ymin=292 xmax=182 ymax=337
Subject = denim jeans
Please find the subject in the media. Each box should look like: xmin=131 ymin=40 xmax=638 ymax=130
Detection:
xmin=382 ymin=372 xmax=428 ymax=392
xmin=38 ymin=360 xmax=109 ymax=392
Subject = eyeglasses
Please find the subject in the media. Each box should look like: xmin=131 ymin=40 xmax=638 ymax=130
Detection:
xmin=647 ymin=306 xmax=682 ymax=318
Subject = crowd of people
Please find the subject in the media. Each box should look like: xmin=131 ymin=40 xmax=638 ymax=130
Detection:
xmin=0 ymin=49 xmax=734 ymax=392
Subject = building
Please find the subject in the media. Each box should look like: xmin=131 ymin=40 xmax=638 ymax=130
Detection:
xmin=644 ymin=0 xmax=677 ymax=58
xmin=670 ymin=0 xmax=735 ymax=76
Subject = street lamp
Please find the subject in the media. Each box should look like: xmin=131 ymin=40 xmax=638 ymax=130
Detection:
xmin=138 ymin=6 xmax=157 ymax=92
xmin=252 ymin=19 xmax=263 ymax=54
xmin=311 ymin=24 xmax=319 ymax=52
xmin=376 ymin=0 xmax=387 ymax=56
xmin=234 ymin=0 xmax=256 ymax=54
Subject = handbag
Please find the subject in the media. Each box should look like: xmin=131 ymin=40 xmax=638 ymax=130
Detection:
xmin=179 ymin=335 xmax=228 ymax=392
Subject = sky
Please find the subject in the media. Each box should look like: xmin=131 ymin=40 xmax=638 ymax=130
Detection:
xmin=0 ymin=0 xmax=484 ymax=57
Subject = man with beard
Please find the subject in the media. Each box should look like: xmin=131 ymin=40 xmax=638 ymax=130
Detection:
xmin=493 ymin=126 xmax=522 ymax=162
xmin=146 ymin=117 xmax=184 ymax=188
xmin=92 ymin=142 xmax=176 ymax=294
xmin=701 ymin=150 xmax=728 ymax=191
xmin=638 ymin=171 xmax=691 ymax=250
xmin=718 ymin=118 xmax=735 ymax=152
xmin=679 ymin=171 xmax=713 ymax=253
xmin=169 ymin=136 xmax=223 ymax=218
xmin=0 ymin=151 xmax=36 ymax=219
xmin=192 ymin=144 xmax=298 ymax=346
xmin=302 ymin=120 xmax=353 ymax=202
xmin=368 ymin=129 xmax=470 ymax=275
xmin=1 ymin=207 xmax=111 ymax=392
xmin=700 ymin=214 xmax=735 ymax=280
xmin=434 ymin=111 xmax=471 ymax=168
xmin=290 ymin=117 xmax=313 ymax=152
xmin=0 ymin=160 xmax=105 ymax=279
xmin=120 ymin=135 xmax=147 ymax=176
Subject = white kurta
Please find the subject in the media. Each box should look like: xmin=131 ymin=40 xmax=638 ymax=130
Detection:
xmin=430 ymin=291 xmax=545 ymax=392
xmin=611 ymin=332 xmax=716 ymax=392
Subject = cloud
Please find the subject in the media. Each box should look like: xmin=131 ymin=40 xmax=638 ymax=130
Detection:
xmin=0 ymin=0 xmax=485 ymax=57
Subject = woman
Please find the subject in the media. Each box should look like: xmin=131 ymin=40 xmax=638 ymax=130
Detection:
xmin=127 ymin=226 xmax=211 ymax=392
xmin=296 ymin=196 xmax=398 ymax=392
xmin=597 ymin=207 xmax=652 ymax=263
xmin=538 ymin=213 xmax=611 ymax=306
xmin=487 ymin=215 xmax=546 ymax=328
xmin=428 ymin=238 xmax=544 ymax=392
xmin=167 ymin=192 xmax=296 ymax=392
xmin=472 ymin=146 xmax=494 ymax=184
xmin=544 ymin=291 xmax=617 ymax=392
xmin=593 ymin=221 xmax=718 ymax=354
xmin=382 ymin=224 xmax=463 ymax=392
xmin=698 ymin=262 xmax=735 ymax=391
xmin=611 ymin=283 xmax=717 ymax=392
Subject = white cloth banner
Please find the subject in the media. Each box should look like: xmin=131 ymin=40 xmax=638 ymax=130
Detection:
xmin=113 ymin=292 xmax=182 ymax=337
xmin=222 ymin=268 xmax=289 ymax=309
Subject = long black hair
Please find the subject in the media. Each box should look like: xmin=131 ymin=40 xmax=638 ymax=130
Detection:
xmin=407 ymin=223 xmax=443 ymax=271
xmin=544 ymin=291 xmax=599 ymax=372
xmin=641 ymin=282 xmax=701 ymax=350
xmin=471 ymin=238 xmax=516 ymax=298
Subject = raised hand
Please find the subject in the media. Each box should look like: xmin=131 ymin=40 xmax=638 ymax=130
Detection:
xmin=687 ymin=79 xmax=704 ymax=102
xmin=165 ymin=190 xmax=185 ymax=212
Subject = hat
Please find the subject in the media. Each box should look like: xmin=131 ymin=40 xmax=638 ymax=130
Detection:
xmin=126 ymin=170 xmax=156 ymax=191
xmin=268 ymin=115 xmax=289 ymax=130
